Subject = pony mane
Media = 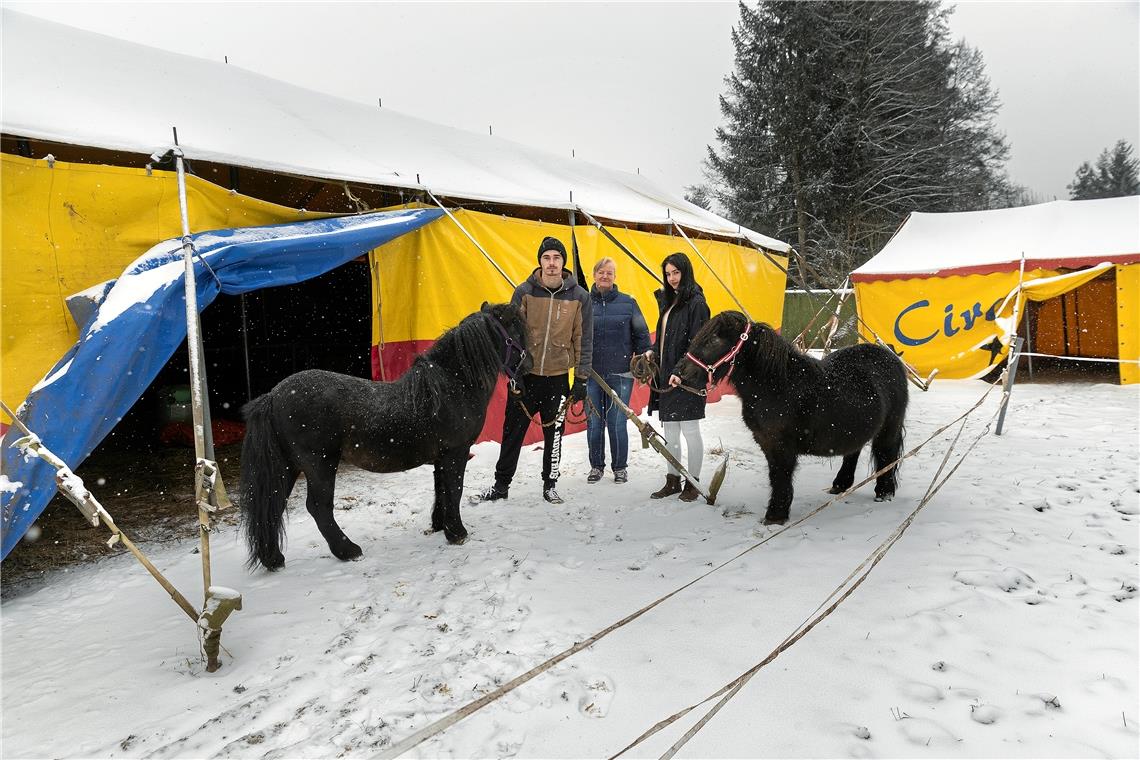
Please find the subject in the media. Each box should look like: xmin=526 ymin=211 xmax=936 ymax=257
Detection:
xmin=406 ymin=311 xmax=504 ymax=415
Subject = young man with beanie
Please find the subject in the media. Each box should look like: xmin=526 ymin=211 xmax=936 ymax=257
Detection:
xmin=473 ymin=235 xmax=593 ymax=504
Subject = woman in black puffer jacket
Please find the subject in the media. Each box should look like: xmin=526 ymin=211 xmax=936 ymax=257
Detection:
xmin=644 ymin=252 xmax=710 ymax=502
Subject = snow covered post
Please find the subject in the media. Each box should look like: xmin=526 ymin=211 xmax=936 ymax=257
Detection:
xmin=995 ymin=337 xmax=1025 ymax=436
xmin=172 ymin=129 xmax=241 ymax=667
xmin=200 ymin=586 xmax=242 ymax=673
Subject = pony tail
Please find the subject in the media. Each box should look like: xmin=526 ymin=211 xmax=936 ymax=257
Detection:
xmin=240 ymin=393 xmax=293 ymax=570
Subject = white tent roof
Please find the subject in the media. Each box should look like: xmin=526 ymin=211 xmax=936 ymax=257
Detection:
xmin=1 ymin=11 xmax=789 ymax=253
xmin=852 ymin=196 xmax=1140 ymax=280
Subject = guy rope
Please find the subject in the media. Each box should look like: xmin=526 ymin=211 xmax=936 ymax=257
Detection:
xmin=610 ymin=377 xmax=1006 ymax=758
xmin=377 ymin=376 xmax=1007 ymax=758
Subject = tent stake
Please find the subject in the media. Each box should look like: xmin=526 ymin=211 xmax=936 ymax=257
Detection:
xmin=1 ymin=403 xmax=201 ymax=624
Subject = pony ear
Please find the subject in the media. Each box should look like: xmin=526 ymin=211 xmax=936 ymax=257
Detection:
xmin=480 ymin=301 xmax=491 ymax=312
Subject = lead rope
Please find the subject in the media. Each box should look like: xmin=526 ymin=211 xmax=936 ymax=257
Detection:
xmin=629 ymin=353 xmax=708 ymax=397
xmin=513 ymin=395 xmax=596 ymax=427
xmin=610 ymin=375 xmax=1007 ymax=759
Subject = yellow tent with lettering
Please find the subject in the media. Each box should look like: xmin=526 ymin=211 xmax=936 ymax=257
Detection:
xmin=851 ymin=197 xmax=1140 ymax=384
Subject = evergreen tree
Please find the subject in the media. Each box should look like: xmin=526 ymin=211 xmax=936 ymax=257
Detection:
xmin=683 ymin=184 xmax=713 ymax=211
xmin=707 ymin=1 xmax=1012 ymax=283
xmin=1068 ymin=140 xmax=1140 ymax=199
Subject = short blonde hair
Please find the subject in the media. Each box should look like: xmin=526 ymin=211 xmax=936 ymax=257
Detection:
xmin=593 ymin=257 xmax=617 ymax=274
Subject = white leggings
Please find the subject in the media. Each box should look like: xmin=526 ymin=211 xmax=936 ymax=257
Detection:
xmin=663 ymin=420 xmax=703 ymax=479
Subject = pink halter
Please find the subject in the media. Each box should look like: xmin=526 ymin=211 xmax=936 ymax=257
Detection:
xmin=685 ymin=321 xmax=752 ymax=390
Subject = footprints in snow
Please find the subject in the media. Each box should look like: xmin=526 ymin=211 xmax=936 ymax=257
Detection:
xmin=953 ymin=565 xmax=1136 ymax=606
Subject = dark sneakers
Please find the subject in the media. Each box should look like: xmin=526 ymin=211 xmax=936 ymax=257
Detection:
xmin=470 ymin=485 xmax=509 ymax=504
xmin=613 ymin=468 xmax=628 ymax=484
xmin=587 ymin=467 xmax=604 ymax=483
xmin=543 ymin=487 xmax=564 ymax=504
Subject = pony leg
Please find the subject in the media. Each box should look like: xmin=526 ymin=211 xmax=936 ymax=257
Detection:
xmin=871 ymin=426 xmax=904 ymax=502
xmin=435 ymin=447 xmax=470 ymax=545
xmin=828 ymin=452 xmax=860 ymax=494
xmin=305 ymin=466 xmax=363 ymax=561
xmin=762 ymin=448 xmax=798 ymax=525
xmin=430 ymin=464 xmax=446 ymax=533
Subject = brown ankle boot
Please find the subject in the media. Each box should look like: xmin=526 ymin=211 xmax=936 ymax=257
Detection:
xmin=650 ymin=474 xmax=682 ymax=499
xmin=679 ymin=479 xmax=701 ymax=502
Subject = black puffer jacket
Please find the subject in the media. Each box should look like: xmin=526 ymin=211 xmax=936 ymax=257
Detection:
xmin=647 ymin=286 xmax=710 ymax=422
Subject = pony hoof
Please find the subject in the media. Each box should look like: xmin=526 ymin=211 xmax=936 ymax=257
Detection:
xmin=874 ymin=493 xmax=894 ymax=503
xmin=333 ymin=541 xmax=363 ymax=561
xmin=446 ymin=532 xmax=469 ymax=546
xmin=259 ymin=552 xmax=286 ymax=571
xmin=827 ymin=485 xmax=849 ymax=495
xmin=762 ymin=513 xmax=788 ymax=526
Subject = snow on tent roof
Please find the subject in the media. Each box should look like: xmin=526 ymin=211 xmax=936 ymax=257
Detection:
xmin=852 ymin=196 xmax=1140 ymax=280
xmin=0 ymin=10 xmax=789 ymax=253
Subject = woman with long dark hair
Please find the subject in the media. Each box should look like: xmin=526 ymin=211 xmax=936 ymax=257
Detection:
xmin=644 ymin=252 xmax=710 ymax=501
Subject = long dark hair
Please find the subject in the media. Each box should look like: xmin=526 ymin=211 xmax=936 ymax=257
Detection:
xmin=657 ymin=251 xmax=702 ymax=307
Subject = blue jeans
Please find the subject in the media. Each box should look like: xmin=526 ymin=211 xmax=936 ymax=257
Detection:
xmin=587 ymin=374 xmax=634 ymax=470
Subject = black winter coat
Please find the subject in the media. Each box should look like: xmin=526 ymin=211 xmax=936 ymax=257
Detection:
xmin=647 ymin=287 xmax=711 ymax=421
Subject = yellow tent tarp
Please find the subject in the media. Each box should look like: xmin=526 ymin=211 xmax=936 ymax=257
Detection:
xmin=0 ymin=154 xmax=322 ymax=412
xmin=854 ymin=263 xmax=1139 ymax=383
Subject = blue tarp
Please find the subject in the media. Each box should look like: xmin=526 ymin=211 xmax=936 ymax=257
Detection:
xmin=1 ymin=208 xmax=443 ymax=559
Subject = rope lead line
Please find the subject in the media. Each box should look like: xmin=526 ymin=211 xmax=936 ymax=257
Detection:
xmin=377 ymin=378 xmax=1003 ymax=759
xmin=611 ymin=380 xmax=1006 ymax=760
xmin=426 ymin=190 xmax=516 ymax=290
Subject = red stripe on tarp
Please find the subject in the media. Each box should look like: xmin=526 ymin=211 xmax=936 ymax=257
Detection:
xmin=371 ymin=342 xmax=731 ymax=447
xmin=850 ymin=252 xmax=1140 ymax=283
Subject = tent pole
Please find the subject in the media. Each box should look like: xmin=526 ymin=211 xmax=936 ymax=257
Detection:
xmin=672 ymin=221 xmax=751 ymax=321
xmin=569 ymin=208 xmax=588 ymax=292
xmin=426 ymin=190 xmax=516 ymax=289
xmin=173 ymin=129 xmax=241 ymax=672
xmin=995 ymin=254 xmax=1028 ymax=436
xmin=2 ymin=402 xmax=202 ymax=623
xmin=995 ymin=337 xmax=1024 ymax=436
xmin=240 ymin=293 xmax=253 ymax=401
xmin=576 ymin=208 xmax=661 ymax=283
xmin=172 ymin=139 xmax=213 ymax=594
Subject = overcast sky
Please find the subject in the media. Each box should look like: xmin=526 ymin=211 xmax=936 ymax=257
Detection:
xmin=5 ymin=1 xmax=1138 ymax=201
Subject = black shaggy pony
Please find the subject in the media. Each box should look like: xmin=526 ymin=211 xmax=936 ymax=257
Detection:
xmin=676 ymin=310 xmax=908 ymax=525
xmin=240 ymin=302 xmax=532 ymax=570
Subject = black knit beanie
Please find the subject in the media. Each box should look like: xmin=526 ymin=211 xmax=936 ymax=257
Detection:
xmin=537 ymin=236 xmax=567 ymax=265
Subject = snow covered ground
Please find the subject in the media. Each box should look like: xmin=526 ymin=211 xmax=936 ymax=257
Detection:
xmin=2 ymin=380 xmax=1137 ymax=759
